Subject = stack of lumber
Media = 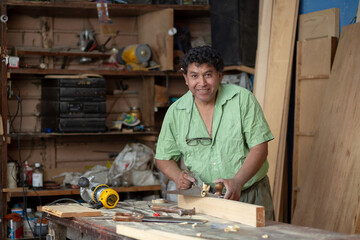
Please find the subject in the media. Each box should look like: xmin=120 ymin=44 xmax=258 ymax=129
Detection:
xmin=291 ymin=8 xmax=339 ymax=215
xmin=292 ymin=22 xmax=360 ymax=234
xmin=253 ymin=0 xmax=299 ymax=221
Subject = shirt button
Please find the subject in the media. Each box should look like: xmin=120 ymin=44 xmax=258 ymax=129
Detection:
xmin=213 ymin=162 xmax=216 ymax=166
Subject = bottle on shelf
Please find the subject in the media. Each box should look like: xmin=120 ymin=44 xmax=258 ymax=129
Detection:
xmin=23 ymin=161 xmax=33 ymax=187
xmin=32 ymin=163 xmax=43 ymax=190
xmin=122 ymin=163 xmax=132 ymax=187
xmin=23 ymin=208 xmax=36 ymax=238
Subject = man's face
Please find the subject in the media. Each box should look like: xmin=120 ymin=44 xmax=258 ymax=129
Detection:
xmin=183 ymin=63 xmax=222 ymax=104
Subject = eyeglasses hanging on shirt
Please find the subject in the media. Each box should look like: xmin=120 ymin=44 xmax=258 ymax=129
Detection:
xmin=185 ymin=99 xmax=212 ymax=146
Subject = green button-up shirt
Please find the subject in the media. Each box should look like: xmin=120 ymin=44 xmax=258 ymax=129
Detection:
xmin=155 ymin=84 xmax=274 ymax=190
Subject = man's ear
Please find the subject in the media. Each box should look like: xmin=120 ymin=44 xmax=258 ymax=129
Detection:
xmin=218 ymin=73 xmax=223 ymax=83
xmin=183 ymin=73 xmax=189 ymax=86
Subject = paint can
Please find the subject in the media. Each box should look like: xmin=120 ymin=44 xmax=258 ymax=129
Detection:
xmin=5 ymin=213 xmax=23 ymax=239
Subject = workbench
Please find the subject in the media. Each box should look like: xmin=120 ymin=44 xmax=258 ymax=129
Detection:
xmin=44 ymin=201 xmax=359 ymax=240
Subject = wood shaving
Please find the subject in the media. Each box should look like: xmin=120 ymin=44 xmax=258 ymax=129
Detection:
xmin=192 ymin=223 xmax=198 ymax=228
xmin=262 ymin=234 xmax=269 ymax=238
xmin=196 ymin=233 xmax=202 ymax=237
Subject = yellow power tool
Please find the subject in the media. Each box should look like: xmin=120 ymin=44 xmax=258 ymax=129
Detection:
xmin=78 ymin=176 xmax=119 ymax=209
xmin=117 ymin=44 xmax=152 ymax=70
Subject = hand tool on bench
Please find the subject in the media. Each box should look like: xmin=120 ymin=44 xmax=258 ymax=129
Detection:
xmin=164 ymin=172 xmax=225 ymax=198
xmin=150 ymin=205 xmax=195 ymax=216
xmin=113 ymin=212 xmax=207 ymax=224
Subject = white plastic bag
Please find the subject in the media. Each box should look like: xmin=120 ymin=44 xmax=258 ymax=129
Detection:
xmin=106 ymin=143 xmax=158 ymax=186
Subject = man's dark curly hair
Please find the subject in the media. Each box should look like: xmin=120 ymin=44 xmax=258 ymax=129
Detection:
xmin=181 ymin=46 xmax=224 ymax=74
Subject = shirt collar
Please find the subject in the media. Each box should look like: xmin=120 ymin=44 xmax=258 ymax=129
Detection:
xmin=176 ymin=84 xmax=238 ymax=111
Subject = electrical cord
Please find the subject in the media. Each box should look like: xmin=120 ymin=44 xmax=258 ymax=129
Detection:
xmin=11 ymin=92 xmax=37 ymax=237
xmin=38 ymin=198 xmax=83 ymax=239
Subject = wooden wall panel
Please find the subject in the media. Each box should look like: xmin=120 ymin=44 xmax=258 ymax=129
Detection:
xmin=298 ymin=8 xmax=339 ymax=41
xmin=292 ymin=37 xmax=336 ymax=216
xmin=138 ymin=9 xmax=173 ymax=71
xmin=292 ymin=22 xmax=360 ymax=234
xmin=298 ymin=78 xmax=328 ymax=132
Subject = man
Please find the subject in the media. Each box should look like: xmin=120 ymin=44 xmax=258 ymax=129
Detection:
xmin=155 ymin=46 xmax=275 ymax=220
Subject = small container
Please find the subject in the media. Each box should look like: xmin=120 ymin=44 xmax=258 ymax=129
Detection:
xmin=34 ymin=222 xmax=48 ymax=237
xmin=7 ymin=162 xmax=17 ymax=188
xmin=23 ymin=208 xmax=36 ymax=238
xmin=32 ymin=163 xmax=43 ymax=190
xmin=5 ymin=213 xmax=23 ymax=239
xmin=23 ymin=161 xmax=33 ymax=187
xmin=122 ymin=164 xmax=132 ymax=187
xmin=11 ymin=204 xmax=23 ymax=217
xmin=129 ymin=107 xmax=141 ymax=122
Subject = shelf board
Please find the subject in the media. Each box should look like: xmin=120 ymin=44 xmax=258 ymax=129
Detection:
xmin=5 ymin=1 xmax=210 ymax=18
xmin=16 ymin=49 xmax=112 ymax=58
xmin=3 ymin=185 xmax=162 ymax=198
xmin=8 ymin=68 xmax=182 ymax=77
xmin=9 ymin=131 xmax=159 ymax=139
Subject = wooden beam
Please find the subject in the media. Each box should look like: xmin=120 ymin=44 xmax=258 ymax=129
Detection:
xmin=177 ymin=195 xmax=265 ymax=227
xmin=253 ymin=0 xmax=273 ymax=108
xmin=262 ymin=0 xmax=299 ymax=221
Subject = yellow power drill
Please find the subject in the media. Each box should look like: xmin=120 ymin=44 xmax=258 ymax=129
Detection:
xmin=78 ymin=176 xmax=119 ymax=209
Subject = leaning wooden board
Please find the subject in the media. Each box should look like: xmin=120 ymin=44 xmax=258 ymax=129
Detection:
xmin=38 ymin=204 xmax=102 ymax=218
xmin=292 ymin=23 xmax=360 ymax=234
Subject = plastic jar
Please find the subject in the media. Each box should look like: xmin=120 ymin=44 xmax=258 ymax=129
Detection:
xmin=23 ymin=208 xmax=36 ymax=238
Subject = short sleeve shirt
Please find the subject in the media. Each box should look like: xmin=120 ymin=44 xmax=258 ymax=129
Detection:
xmin=155 ymin=84 xmax=274 ymax=190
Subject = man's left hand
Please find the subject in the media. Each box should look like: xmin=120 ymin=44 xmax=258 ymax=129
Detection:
xmin=213 ymin=178 xmax=243 ymax=201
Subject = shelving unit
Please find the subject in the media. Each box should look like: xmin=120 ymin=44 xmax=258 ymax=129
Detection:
xmin=0 ymin=1 xmax=211 ymax=237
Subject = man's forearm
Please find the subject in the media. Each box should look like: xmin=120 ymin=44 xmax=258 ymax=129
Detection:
xmin=155 ymin=159 xmax=182 ymax=183
xmin=234 ymin=142 xmax=268 ymax=187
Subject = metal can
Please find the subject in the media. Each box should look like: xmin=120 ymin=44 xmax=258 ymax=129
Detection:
xmin=5 ymin=213 xmax=23 ymax=239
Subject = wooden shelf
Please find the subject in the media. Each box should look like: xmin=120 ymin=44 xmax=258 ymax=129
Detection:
xmin=8 ymin=68 xmax=182 ymax=77
xmin=9 ymin=131 xmax=159 ymax=139
xmin=4 ymin=1 xmax=210 ymax=18
xmin=3 ymin=185 xmax=162 ymax=198
xmin=16 ymin=49 xmax=112 ymax=58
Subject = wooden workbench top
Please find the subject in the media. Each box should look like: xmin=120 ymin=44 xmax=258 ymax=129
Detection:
xmin=45 ymin=201 xmax=359 ymax=240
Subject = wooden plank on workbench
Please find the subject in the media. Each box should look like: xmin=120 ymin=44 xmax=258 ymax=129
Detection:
xmin=177 ymin=195 xmax=264 ymax=227
xmin=292 ymin=22 xmax=360 ymax=234
xmin=39 ymin=204 xmax=102 ymax=218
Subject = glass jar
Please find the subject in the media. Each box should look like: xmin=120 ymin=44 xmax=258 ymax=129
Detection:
xmin=129 ymin=107 xmax=141 ymax=122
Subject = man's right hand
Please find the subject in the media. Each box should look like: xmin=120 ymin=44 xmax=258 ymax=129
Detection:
xmin=175 ymin=171 xmax=195 ymax=190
